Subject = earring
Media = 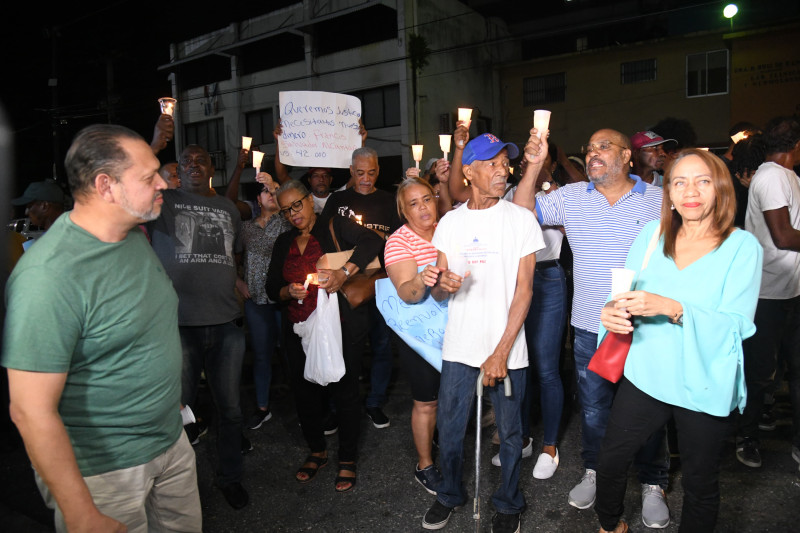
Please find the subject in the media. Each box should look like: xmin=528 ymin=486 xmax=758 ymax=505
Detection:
xmin=670 ymin=204 xmax=675 ymax=210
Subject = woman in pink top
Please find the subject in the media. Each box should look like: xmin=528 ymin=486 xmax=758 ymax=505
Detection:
xmin=384 ymin=177 xmax=443 ymax=495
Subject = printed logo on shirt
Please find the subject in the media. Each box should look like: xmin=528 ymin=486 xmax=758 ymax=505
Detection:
xmin=172 ymin=205 xmax=236 ymax=266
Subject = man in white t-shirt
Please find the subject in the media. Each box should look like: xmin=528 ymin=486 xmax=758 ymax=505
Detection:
xmin=420 ymin=133 xmax=545 ymax=533
xmin=738 ymin=115 xmax=800 ymax=469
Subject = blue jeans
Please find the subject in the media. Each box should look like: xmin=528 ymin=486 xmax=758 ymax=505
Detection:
xmin=367 ymin=300 xmax=393 ymax=409
xmin=436 ymin=361 xmax=527 ymax=514
xmin=244 ymin=300 xmax=281 ymax=409
xmin=180 ymin=321 xmax=245 ymax=485
xmin=521 ymin=262 xmax=567 ymax=446
xmin=573 ymin=327 xmax=669 ymax=486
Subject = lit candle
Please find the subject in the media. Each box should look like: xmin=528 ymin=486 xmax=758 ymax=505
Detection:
xmin=412 ymin=145 xmax=423 ymax=170
xmin=354 ymin=215 xmax=363 ymax=225
xmin=439 ymin=135 xmax=451 ymax=160
xmin=457 ymin=108 xmax=472 ymax=129
xmin=242 ymin=136 xmax=252 ymax=151
xmin=299 ymin=274 xmax=317 ymax=304
xmin=252 ymin=150 xmax=265 ymax=173
xmin=158 ymin=97 xmax=176 ymax=116
xmin=533 ymin=109 xmax=551 ymax=138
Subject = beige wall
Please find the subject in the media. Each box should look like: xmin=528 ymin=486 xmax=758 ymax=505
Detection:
xmin=499 ymin=32 xmax=734 ymax=156
xmin=729 ymin=24 xmax=800 ymax=130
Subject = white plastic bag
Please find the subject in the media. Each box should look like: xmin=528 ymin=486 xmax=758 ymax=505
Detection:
xmin=293 ymin=289 xmax=345 ymax=386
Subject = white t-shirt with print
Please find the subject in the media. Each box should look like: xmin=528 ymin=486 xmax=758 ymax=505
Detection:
xmin=431 ymin=200 xmax=544 ymax=369
xmin=745 ymin=161 xmax=800 ymax=299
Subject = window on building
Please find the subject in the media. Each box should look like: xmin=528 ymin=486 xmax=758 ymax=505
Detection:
xmin=523 ymin=73 xmax=566 ymax=106
xmin=349 ymin=85 xmax=401 ymax=130
xmin=184 ymin=118 xmax=226 ymax=174
xmin=686 ymin=50 xmax=728 ymax=97
xmin=621 ymin=58 xmax=657 ymax=84
xmin=439 ymin=113 xmax=455 ymax=134
xmin=245 ymin=108 xmax=275 ymax=150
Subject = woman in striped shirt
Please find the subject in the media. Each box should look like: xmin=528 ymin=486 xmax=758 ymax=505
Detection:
xmin=384 ymin=177 xmax=444 ymax=495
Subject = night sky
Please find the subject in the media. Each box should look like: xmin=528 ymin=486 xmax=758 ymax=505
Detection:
xmin=2 ymin=2 xmax=264 ymax=196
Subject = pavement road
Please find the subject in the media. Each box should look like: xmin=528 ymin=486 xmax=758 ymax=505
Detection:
xmin=3 ymin=347 xmax=800 ymax=532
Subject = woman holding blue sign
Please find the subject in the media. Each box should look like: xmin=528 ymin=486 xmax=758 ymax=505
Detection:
xmin=384 ymin=177 xmax=445 ymax=495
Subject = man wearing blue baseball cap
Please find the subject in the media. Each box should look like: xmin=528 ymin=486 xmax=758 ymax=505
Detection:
xmin=420 ymin=133 xmax=546 ymax=533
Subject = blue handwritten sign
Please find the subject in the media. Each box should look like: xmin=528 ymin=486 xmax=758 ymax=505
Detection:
xmin=375 ymin=266 xmax=448 ymax=372
xmin=278 ymin=91 xmax=362 ymax=168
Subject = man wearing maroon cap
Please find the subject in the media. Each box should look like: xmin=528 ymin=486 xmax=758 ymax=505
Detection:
xmin=630 ymin=131 xmax=677 ymax=187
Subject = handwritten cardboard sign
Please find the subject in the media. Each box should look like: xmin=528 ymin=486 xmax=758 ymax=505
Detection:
xmin=277 ymin=91 xmax=362 ymax=169
xmin=375 ymin=266 xmax=448 ymax=372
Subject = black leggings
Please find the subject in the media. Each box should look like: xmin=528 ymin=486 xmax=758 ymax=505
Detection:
xmin=595 ymin=378 xmax=731 ymax=533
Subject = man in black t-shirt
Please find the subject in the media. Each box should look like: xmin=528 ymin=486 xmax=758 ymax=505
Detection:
xmin=319 ymin=147 xmax=401 ymax=429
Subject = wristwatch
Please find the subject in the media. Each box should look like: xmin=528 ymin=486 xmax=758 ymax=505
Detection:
xmin=341 ymin=265 xmax=351 ymax=278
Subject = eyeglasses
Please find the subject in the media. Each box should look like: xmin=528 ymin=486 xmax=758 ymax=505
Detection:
xmin=278 ymin=194 xmax=310 ymax=218
xmin=580 ymin=141 xmax=627 ymax=154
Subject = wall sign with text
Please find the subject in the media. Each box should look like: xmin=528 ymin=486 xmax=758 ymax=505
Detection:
xmin=277 ymin=91 xmax=362 ymax=169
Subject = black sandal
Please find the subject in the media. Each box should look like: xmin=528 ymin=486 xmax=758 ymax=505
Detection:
xmin=296 ymin=455 xmax=328 ymax=483
xmin=335 ymin=462 xmax=357 ymax=493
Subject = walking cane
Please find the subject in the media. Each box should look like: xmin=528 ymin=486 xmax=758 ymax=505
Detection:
xmin=474 ymin=369 xmax=512 ymax=532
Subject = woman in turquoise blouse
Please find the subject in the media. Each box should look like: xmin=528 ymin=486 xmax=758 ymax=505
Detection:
xmin=594 ymin=149 xmax=763 ymax=533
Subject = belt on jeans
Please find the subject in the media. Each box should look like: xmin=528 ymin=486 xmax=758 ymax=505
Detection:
xmin=535 ymin=259 xmax=559 ymax=270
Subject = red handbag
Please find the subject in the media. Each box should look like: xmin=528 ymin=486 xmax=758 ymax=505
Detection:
xmin=587 ymin=332 xmax=632 ymax=383
xmin=587 ymin=228 xmax=661 ymax=383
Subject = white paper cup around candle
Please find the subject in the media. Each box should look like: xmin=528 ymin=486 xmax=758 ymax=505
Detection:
xmin=533 ymin=109 xmax=551 ymax=138
xmin=457 ymin=108 xmax=472 ymax=129
xmin=439 ymin=135 xmax=451 ymax=158
xmin=252 ymin=150 xmax=265 ymax=170
xmin=242 ymin=136 xmax=252 ymax=151
xmin=159 ymin=97 xmax=176 ymax=116
xmin=610 ymin=268 xmax=636 ymax=299
xmin=412 ymin=145 xmax=423 ymax=169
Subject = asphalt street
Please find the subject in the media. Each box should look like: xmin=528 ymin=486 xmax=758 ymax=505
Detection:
xmin=3 ymin=346 xmax=800 ymax=532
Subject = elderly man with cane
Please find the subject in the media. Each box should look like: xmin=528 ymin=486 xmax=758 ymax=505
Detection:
xmin=420 ymin=131 xmax=547 ymax=533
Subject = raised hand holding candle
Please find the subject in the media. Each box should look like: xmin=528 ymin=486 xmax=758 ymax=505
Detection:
xmin=412 ymin=145 xmax=423 ymax=170
xmin=533 ymin=110 xmax=551 ymax=138
xmin=242 ymin=136 xmax=252 ymax=151
xmin=159 ymin=97 xmax=176 ymax=116
xmin=439 ymin=135 xmax=451 ymax=159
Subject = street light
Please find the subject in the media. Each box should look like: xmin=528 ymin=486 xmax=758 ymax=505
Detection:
xmin=724 ymin=4 xmax=738 ymax=30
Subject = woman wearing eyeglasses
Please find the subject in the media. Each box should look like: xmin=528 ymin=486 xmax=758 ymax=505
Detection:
xmin=237 ymin=175 xmax=291 ymax=430
xmin=266 ymin=179 xmax=384 ymax=492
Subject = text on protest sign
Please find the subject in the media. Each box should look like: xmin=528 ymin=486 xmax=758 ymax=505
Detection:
xmin=278 ymin=91 xmax=362 ymax=169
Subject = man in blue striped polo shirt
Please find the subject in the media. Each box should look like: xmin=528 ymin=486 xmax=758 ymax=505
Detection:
xmin=517 ymin=128 xmax=670 ymax=529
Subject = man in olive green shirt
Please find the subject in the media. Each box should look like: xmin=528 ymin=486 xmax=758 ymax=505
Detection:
xmin=2 ymin=124 xmax=201 ymax=533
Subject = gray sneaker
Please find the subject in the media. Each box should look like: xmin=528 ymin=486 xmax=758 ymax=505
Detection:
xmin=568 ymin=469 xmax=596 ymax=509
xmin=641 ymin=484 xmax=670 ymax=528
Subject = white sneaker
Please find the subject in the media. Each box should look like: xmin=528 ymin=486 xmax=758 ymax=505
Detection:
xmin=532 ymin=449 xmax=559 ymax=479
xmin=641 ymin=484 xmax=670 ymax=528
xmin=491 ymin=437 xmax=533 ymax=466
xmin=568 ymin=469 xmax=596 ymax=509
